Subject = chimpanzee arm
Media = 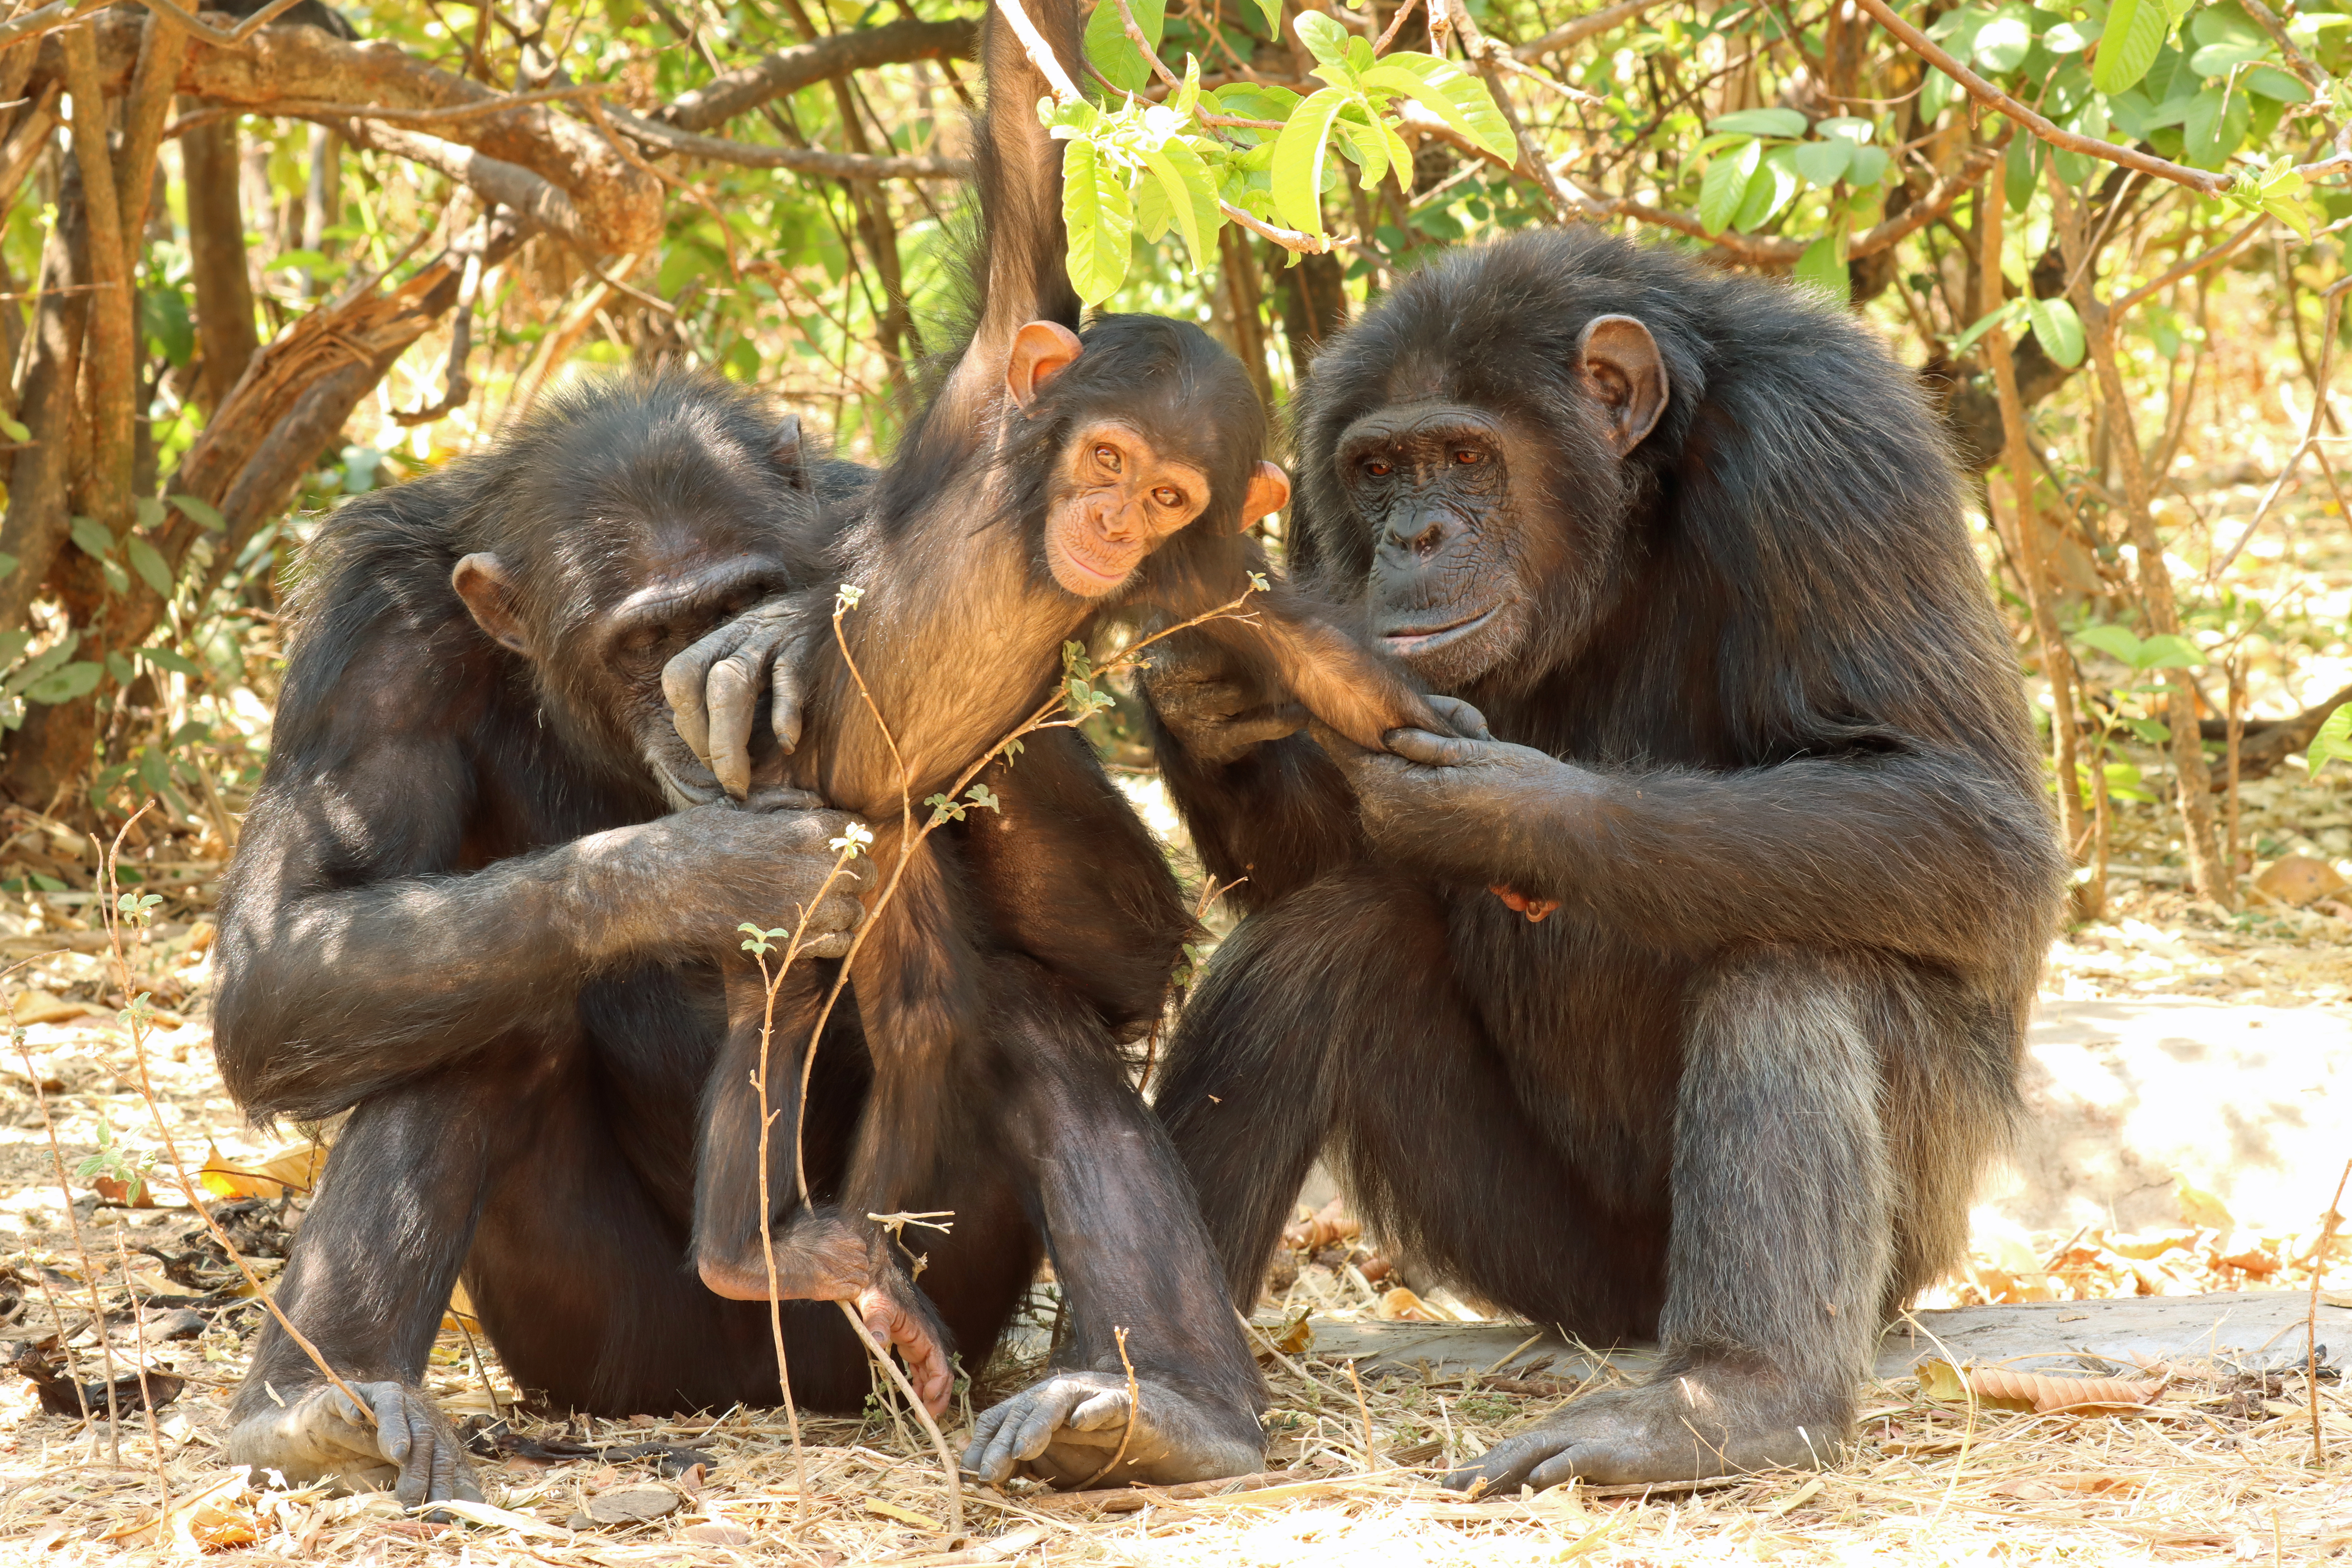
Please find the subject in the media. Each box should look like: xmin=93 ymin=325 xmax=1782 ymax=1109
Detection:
xmin=1322 ymin=726 xmax=2061 ymax=973
xmin=215 ymin=627 xmax=865 ymax=1124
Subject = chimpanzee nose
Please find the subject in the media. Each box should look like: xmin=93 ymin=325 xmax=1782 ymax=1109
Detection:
xmin=1384 ymin=509 xmax=1451 ymax=555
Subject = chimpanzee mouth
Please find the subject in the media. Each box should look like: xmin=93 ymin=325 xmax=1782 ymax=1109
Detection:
xmin=1381 ymin=605 xmax=1500 ymax=654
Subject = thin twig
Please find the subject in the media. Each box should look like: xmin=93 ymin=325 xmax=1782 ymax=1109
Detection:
xmin=2116 ymin=215 xmax=2273 ymax=316
xmin=112 ymin=1226 xmax=172 ymax=1526
xmin=2310 ymin=1158 xmax=2351 ymax=1467
xmin=97 ymin=804 xmax=378 ymax=1428
xmin=1852 ymin=0 xmax=2230 ymax=195
xmin=1075 ymin=1326 xmax=1142 ymax=1487
xmin=1347 ymin=1357 xmax=1379 ymax=1467
xmin=11 ymin=1032 xmax=117 ymax=1445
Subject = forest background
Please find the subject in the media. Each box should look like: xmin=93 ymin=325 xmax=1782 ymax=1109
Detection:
xmin=0 ymin=0 xmax=2347 ymax=1561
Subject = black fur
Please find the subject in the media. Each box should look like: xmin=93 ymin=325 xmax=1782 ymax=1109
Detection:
xmin=1146 ymin=227 xmax=2066 ymax=1488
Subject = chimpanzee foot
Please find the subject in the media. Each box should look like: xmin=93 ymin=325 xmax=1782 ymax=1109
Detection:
xmin=962 ymin=1371 xmax=1263 ymax=1488
xmin=854 ymin=1284 xmax=954 ymax=1417
xmin=1444 ymin=1370 xmax=1845 ymax=1493
xmin=227 ymin=1379 xmax=484 ymax=1510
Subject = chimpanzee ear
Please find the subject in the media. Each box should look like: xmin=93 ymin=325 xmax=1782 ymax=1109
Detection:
xmin=771 ymin=413 xmax=808 ymax=491
xmin=1005 ymin=320 xmax=1085 ymax=411
xmin=451 ymin=553 xmax=531 ymax=656
xmin=1241 ymin=460 xmax=1291 ymax=531
xmin=1577 ymin=314 xmax=1668 ymax=457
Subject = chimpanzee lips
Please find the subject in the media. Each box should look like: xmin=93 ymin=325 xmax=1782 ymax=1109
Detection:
xmin=1381 ymin=604 xmax=1499 ymax=653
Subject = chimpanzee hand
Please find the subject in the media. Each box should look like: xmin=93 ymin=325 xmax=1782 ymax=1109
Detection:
xmin=961 ymin=1370 xmax=1264 ymax=1488
xmin=663 ymin=593 xmax=816 ymax=799
xmin=1137 ymin=637 xmax=1306 ymax=766
xmin=1311 ymin=705 xmax=1588 ymax=918
xmin=226 ymin=1378 xmax=484 ymax=1511
xmin=588 ymin=789 xmax=866 ymax=962
xmin=1444 ymin=1367 xmax=1836 ymax=1492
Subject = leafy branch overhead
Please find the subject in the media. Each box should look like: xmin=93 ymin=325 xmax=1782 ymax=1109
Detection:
xmin=1042 ymin=0 xmax=1513 ymax=302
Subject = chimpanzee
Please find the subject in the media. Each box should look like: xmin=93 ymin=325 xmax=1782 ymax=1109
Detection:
xmin=211 ymin=369 xmax=1264 ymax=1504
xmin=1131 ymin=229 xmax=2067 ymax=1491
xmin=662 ymin=0 xmax=1440 ymax=1459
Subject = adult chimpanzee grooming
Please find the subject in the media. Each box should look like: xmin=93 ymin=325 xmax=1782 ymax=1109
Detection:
xmin=211 ymin=370 xmax=1265 ymax=1505
xmin=1138 ymin=228 xmax=2066 ymax=1491
xmin=665 ymin=0 xmax=1443 ymax=1443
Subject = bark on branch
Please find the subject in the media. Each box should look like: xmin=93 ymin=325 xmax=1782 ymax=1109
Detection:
xmin=657 ymin=16 xmax=977 ymax=133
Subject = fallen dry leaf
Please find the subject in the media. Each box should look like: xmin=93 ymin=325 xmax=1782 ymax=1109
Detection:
xmin=198 ymin=1141 xmax=327 ymax=1201
xmin=1916 ymin=1358 xmax=2170 ymax=1414
xmin=2175 ymin=1178 xmax=2236 ymax=1232
xmin=585 ymin=1484 xmax=679 ymax=1525
xmin=864 ymin=1498 xmax=944 ymax=1529
xmin=11 ymin=989 xmax=96 ymax=1025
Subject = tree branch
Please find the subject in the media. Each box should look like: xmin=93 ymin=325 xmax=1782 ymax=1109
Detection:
xmin=1513 ymin=0 xmax=1674 ymax=62
xmin=609 ymin=104 xmax=971 ymax=180
xmin=339 ymin=119 xmax=593 ymax=246
xmin=1852 ymin=0 xmax=2232 ymax=196
xmin=657 ymin=16 xmax=978 ymax=133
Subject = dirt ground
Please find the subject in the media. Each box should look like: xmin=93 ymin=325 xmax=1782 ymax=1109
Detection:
xmin=0 ymin=851 xmax=2349 ymax=1565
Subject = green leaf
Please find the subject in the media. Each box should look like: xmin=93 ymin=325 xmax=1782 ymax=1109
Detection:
xmin=2307 ymin=704 xmax=2352 ymax=779
xmin=1175 ymin=51 xmax=1202 ymax=118
xmin=0 ymin=630 xmax=29 ymax=667
xmin=1794 ymin=225 xmax=1849 ymax=305
xmin=1338 ymin=108 xmax=1388 ymax=188
xmin=2188 ymin=39 xmax=2271 ymax=74
xmin=1293 ymin=8 xmax=1350 ymax=68
xmin=1134 ymin=166 xmax=1173 ymax=242
xmin=1734 ymin=146 xmax=1799 ymax=231
xmin=142 ymin=646 xmax=201 ymax=679
xmin=2045 ymin=18 xmax=2101 ymax=52
xmin=1138 ymin=135 xmax=1218 ymax=273
xmin=2075 ymin=623 xmax=2148 ymax=664
xmin=1359 ymin=55 xmax=1515 ymax=160
xmin=2024 ymin=296 xmax=2086 ymax=367
xmin=1845 ymin=143 xmax=1891 ymax=186
xmin=1084 ymin=0 xmax=1165 ymax=97
xmin=24 ymin=660 xmax=100 ymax=705
xmin=69 ymin=515 xmax=112 ymax=560
xmin=2093 ymin=0 xmax=2168 ymax=93
xmin=1249 ymin=0 xmax=1280 ymax=38
xmin=170 ymin=494 xmax=226 ymax=533
xmin=1795 ymin=138 xmax=1854 ymax=185
xmin=2245 ymin=65 xmax=2311 ymax=102
xmin=1814 ymin=115 xmax=1875 ymax=144
xmin=1699 ymin=137 xmax=1763 ymax=234
xmin=1707 ymin=106 xmax=1808 ymax=138
xmin=2264 ymin=194 xmax=2316 ymax=241
xmin=0 ymin=415 xmax=28 ymax=443
xmin=126 ymin=536 xmax=172 ymax=599
xmin=2182 ymin=81 xmax=2250 ymax=168
xmin=1974 ymin=5 xmax=2035 ymax=71
xmin=1270 ymin=87 xmax=1357 ymax=237
xmin=0 ymin=552 xmax=15 ymax=582
xmin=1061 ymin=139 xmax=1133 ymax=306
xmin=1951 ymin=297 xmax=2028 ymax=356
xmin=2136 ymin=632 xmax=2206 ymax=670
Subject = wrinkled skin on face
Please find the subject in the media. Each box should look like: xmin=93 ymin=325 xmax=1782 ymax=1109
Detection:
xmin=452 ymin=538 xmax=794 ymax=810
xmin=1005 ymin=320 xmax=1290 ymax=601
xmin=1340 ymin=314 xmax=1670 ymax=692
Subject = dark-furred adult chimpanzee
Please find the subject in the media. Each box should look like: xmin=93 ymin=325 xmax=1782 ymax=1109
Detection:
xmin=1137 ymin=229 xmax=2066 ymax=1491
xmin=661 ymin=0 xmax=1438 ymax=1475
xmin=211 ymin=371 xmax=1264 ymax=1505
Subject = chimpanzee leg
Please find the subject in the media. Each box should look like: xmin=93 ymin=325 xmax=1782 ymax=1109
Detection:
xmin=961 ymin=957 xmax=1266 ymax=1487
xmin=1447 ymin=946 xmax=1892 ymax=1492
xmin=225 ymin=1051 xmax=537 ymax=1507
xmin=1157 ymin=869 xmax=1653 ymax=1330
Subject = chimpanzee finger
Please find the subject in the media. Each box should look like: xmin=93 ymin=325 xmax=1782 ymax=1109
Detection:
xmin=1421 ymin=694 xmax=1493 ymax=741
xmin=664 ymin=620 xmax=751 ymax=762
xmin=1442 ymin=1429 xmax=1564 ymax=1495
xmin=705 ymin=651 xmax=765 ymax=801
xmin=770 ymin=632 xmax=812 ymax=755
xmin=1065 ymin=1388 xmax=1131 ymax=1431
xmin=740 ymin=783 xmax=829 ymax=813
xmin=1382 ymin=728 xmax=1484 ymax=767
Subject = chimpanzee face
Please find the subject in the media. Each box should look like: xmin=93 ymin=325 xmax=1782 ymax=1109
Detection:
xmin=1339 ymin=400 xmax=1535 ymax=690
xmin=448 ymin=408 xmax=817 ymax=807
xmin=1336 ymin=314 xmax=1670 ymax=690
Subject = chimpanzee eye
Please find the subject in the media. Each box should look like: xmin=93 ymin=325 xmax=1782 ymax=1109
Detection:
xmin=1365 ymin=460 xmax=1393 ymax=478
xmin=1095 ymin=444 xmax=1121 ymax=473
xmin=1453 ymin=449 xmax=1482 ymax=465
xmin=1152 ymin=486 xmax=1182 ymax=508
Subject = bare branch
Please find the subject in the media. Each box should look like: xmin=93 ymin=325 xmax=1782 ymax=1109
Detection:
xmin=340 ymin=118 xmax=593 ymax=246
xmin=2236 ymin=0 xmax=2327 ymax=94
xmin=2114 ymin=212 xmax=2272 ymax=315
xmin=659 ymin=16 xmax=978 ymax=133
xmin=610 ymin=104 xmax=971 ymax=180
xmin=1513 ymin=0 xmax=1674 ymax=62
xmin=1853 ymin=0 xmax=2231 ymax=196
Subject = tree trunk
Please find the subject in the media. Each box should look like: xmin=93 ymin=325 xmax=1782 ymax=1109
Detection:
xmin=1273 ymin=248 xmax=1348 ymax=383
xmin=183 ymin=113 xmax=261 ymax=416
